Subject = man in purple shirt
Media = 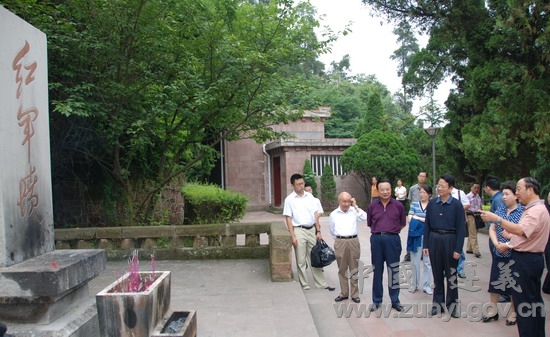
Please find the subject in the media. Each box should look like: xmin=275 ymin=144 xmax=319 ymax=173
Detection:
xmin=367 ymin=178 xmax=406 ymax=312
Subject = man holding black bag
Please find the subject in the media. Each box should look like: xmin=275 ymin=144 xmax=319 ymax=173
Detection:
xmin=283 ymin=173 xmax=335 ymax=291
xmin=329 ymin=192 xmax=366 ymax=303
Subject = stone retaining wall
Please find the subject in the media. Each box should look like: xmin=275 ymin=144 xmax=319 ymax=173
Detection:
xmin=55 ymin=221 xmax=293 ymax=281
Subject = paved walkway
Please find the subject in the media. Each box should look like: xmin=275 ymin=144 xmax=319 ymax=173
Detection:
xmin=88 ymin=211 xmax=550 ymax=337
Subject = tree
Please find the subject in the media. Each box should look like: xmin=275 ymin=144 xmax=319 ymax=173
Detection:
xmin=320 ymin=163 xmax=336 ymax=209
xmin=390 ymin=19 xmax=419 ymax=115
xmin=362 ymin=0 xmax=550 ymax=186
xmin=354 ymin=90 xmax=385 ymax=137
xmin=303 ymin=159 xmax=317 ymax=197
xmin=2 ymin=0 xmax=333 ymax=225
xmin=340 ymin=130 xmax=420 ymax=201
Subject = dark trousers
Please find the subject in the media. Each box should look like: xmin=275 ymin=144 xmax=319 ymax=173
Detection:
xmin=542 ymin=241 xmax=550 ymax=293
xmin=511 ymin=250 xmax=545 ymax=337
xmin=429 ymin=232 xmax=459 ymax=309
xmin=370 ymin=234 xmax=401 ymax=305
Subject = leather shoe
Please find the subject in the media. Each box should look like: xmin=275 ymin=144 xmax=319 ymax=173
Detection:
xmin=498 ymin=294 xmax=511 ymax=303
xmin=370 ymin=303 xmax=380 ymax=312
xmin=325 ymin=286 xmax=335 ymax=291
xmin=352 ymin=297 xmax=360 ymax=303
xmin=430 ymin=307 xmax=440 ymax=316
xmin=506 ymin=319 xmax=517 ymax=326
xmin=474 ymin=252 xmax=481 ymax=258
xmin=481 ymin=313 xmax=499 ymax=322
xmin=392 ymin=303 xmax=404 ymax=312
xmin=334 ymin=295 xmax=348 ymax=302
xmin=466 ymin=250 xmax=474 ymax=254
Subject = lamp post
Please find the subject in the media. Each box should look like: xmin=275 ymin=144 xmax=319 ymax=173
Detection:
xmin=424 ymin=126 xmax=441 ymax=188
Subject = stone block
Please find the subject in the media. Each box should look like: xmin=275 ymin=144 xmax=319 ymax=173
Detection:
xmin=142 ymin=238 xmax=158 ymax=249
xmin=0 ymin=250 xmax=106 ymax=323
xmin=193 ymin=237 xmax=208 ymax=248
xmin=151 ymin=310 xmax=197 ymax=337
xmin=96 ymin=271 xmax=171 ymax=337
xmin=174 ymin=224 xmax=225 ymax=237
xmin=120 ymin=239 xmax=135 ymax=250
xmin=245 ymin=234 xmax=260 ymax=247
xmin=169 ymin=237 xmax=184 ymax=248
xmin=98 ymin=239 xmax=114 ymax=250
xmin=269 ymin=222 xmax=292 ymax=282
xmin=270 ymin=263 xmax=293 ymax=282
xmin=76 ymin=240 xmax=94 ymax=249
xmin=96 ymin=227 xmax=122 ymax=239
xmin=55 ymin=228 xmax=96 ymax=241
xmin=55 ymin=241 xmax=71 ymax=249
xmin=220 ymin=235 xmax=236 ymax=246
xmin=270 ymin=247 xmax=291 ymax=263
xmin=0 ymin=249 xmax=106 ymax=297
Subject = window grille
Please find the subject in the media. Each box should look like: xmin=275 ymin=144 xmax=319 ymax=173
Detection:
xmin=311 ymin=155 xmax=345 ymax=176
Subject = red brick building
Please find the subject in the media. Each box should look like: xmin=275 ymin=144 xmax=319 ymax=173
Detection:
xmin=223 ymin=107 xmax=368 ymax=210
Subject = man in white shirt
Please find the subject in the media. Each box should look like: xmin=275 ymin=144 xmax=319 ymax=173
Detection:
xmin=329 ymin=192 xmax=366 ymax=303
xmin=283 ymin=173 xmax=334 ymax=291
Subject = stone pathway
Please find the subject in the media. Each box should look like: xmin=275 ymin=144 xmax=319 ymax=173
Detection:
xmin=87 ymin=211 xmax=550 ymax=337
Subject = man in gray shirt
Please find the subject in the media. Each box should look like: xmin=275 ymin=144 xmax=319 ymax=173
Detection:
xmin=408 ymin=171 xmax=428 ymax=203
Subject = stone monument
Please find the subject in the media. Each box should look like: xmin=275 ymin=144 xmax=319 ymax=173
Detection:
xmin=0 ymin=5 xmax=106 ymax=336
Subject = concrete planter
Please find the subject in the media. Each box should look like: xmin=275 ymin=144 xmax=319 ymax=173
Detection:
xmin=151 ymin=310 xmax=197 ymax=337
xmin=96 ymin=271 xmax=171 ymax=337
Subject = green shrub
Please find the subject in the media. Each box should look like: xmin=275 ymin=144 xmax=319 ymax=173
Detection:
xmin=303 ymin=159 xmax=317 ymax=197
xmin=182 ymin=183 xmax=248 ymax=224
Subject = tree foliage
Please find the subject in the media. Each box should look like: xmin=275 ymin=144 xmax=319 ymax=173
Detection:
xmin=355 ymin=90 xmax=385 ymax=137
xmin=391 ymin=19 xmax=419 ymax=115
xmin=340 ymin=130 xmax=420 ymax=200
xmin=362 ymin=0 xmax=550 ymax=191
xmin=303 ymin=159 xmax=317 ymax=197
xmin=2 ymin=0 xmax=333 ymax=224
xmin=320 ymin=163 xmax=337 ymax=208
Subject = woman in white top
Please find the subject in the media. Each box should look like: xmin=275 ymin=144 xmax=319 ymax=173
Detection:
xmin=394 ymin=179 xmax=407 ymax=208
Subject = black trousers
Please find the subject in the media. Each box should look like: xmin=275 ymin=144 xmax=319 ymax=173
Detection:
xmin=542 ymin=241 xmax=550 ymax=293
xmin=429 ymin=232 xmax=459 ymax=309
xmin=511 ymin=250 xmax=545 ymax=337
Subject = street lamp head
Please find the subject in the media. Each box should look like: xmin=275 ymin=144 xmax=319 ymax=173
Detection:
xmin=424 ymin=126 xmax=441 ymax=138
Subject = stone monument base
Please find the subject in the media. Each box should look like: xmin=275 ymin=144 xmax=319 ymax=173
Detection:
xmin=4 ymin=298 xmax=99 ymax=337
xmin=0 ymin=249 xmax=106 ymax=336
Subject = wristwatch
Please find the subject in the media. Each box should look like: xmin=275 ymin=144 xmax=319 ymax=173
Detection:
xmin=496 ymin=217 xmax=502 ymax=226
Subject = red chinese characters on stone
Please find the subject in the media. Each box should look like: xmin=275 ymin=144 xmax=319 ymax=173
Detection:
xmin=17 ymin=106 xmax=39 ymax=160
xmin=17 ymin=166 xmax=39 ymax=217
xmin=13 ymin=40 xmax=41 ymax=218
xmin=12 ymin=41 xmax=37 ymax=99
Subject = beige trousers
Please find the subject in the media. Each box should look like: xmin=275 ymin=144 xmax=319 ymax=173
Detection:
xmin=466 ymin=214 xmax=480 ymax=254
xmin=334 ymin=237 xmax=360 ymax=298
xmin=294 ymin=227 xmax=328 ymax=289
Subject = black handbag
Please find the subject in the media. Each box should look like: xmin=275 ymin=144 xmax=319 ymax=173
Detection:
xmin=474 ymin=213 xmax=485 ymax=229
xmin=311 ymin=239 xmax=336 ymax=268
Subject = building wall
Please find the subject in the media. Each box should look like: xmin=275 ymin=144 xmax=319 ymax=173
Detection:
xmin=224 ymin=107 xmax=367 ymax=211
xmin=224 ymin=137 xmax=268 ymax=207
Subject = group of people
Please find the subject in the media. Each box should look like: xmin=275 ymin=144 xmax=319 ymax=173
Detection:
xmin=283 ymin=171 xmax=550 ymax=337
